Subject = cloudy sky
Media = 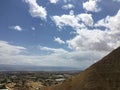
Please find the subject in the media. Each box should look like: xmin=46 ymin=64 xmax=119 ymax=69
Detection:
xmin=0 ymin=0 xmax=120 ymax=69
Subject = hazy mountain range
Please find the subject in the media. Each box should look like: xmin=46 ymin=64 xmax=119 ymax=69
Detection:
xmin=0 ymin=64 xmax=80 ymax=71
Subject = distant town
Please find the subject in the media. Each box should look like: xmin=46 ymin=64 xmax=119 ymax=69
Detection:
xmin=0 ymin=71 xmax=80 ymax=90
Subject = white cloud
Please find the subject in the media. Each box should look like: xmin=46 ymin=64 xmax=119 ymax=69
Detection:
xmin=36 ymin=46 xmax=106 ymax=68
xmin=0 ymin=41 xmax=26 ymax=56
xmin=67 ymin=10 xmax=120 ymax=52
xmin=24 ymin=0 xmax=47 ymax=20
xmin=95 ymin=10 xmax=120 ymax=33
xmin=62 ymin=3 xmax=74 ymax=10
xmin=52 ymin=14 xmax=80 ymax=29
xmin=67 ymin=29 xmax=112 ymax=51
xmin=54 ymin=37 xmax=65 ymax=44
xmin=77 ymin=13 xmax=94 ymax=26
xmin=113 ymin=0 xmax=120 ymax=2
xmin=0 ymin=42 xmax=75 ymax=68
xmin=69 ymin=10 xmax=74 ymax=15
xmin=0 ymin=41 xmax=107 ymax=69
xmin=49 ymin=0 xmax=59 ymax=3
xmin=67 ymin=27 xmax=120 ymax=52
xmin=10 ymin=25 xmax=23 ymax=31
xmin=52 ymin=12 xmax=93 ymax=29
xmin=32 ymin=27 xmax=35 ymax=30
xmin=39 ymin=46 xmax=67 ymax=53
xmin=83 ymin=0 xmax=101 ymax=12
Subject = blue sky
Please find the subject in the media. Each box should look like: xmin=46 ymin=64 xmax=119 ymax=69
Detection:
xmin=0 ymin=0 xmax=120 ymax=69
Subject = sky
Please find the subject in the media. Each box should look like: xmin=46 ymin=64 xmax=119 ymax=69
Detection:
xmin=0 ymin=0 xmax=120 ymax=70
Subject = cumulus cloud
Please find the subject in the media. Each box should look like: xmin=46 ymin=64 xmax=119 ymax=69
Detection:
xmin=54 ymin=37 xmax=65 ymax=44
xmin=10 ymin=25 xmax=23 ymax=31
xmin=52 ymin=14 xmax=80 ymax=29
xmin=49 ymin=0 xmax=59 ymax=3
xmin=52 ymin=12 xmax=93 ymax=29
xmin=77 ymin=13 xmax=94 ymax=26
xmin=83 ymin=0 xmax=101 ymax=12
xmin=24 ymin=0 xmax=47 ymax=20
xmin=62 ymin=3 xmax=74 ymax=10
xmin=95 ymin=10 xmax=120 ymax=33
xmin=67 ymin=10 xmax=120 ymax=52
xmin=67 ymin=29 xmax=112 ymax=51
